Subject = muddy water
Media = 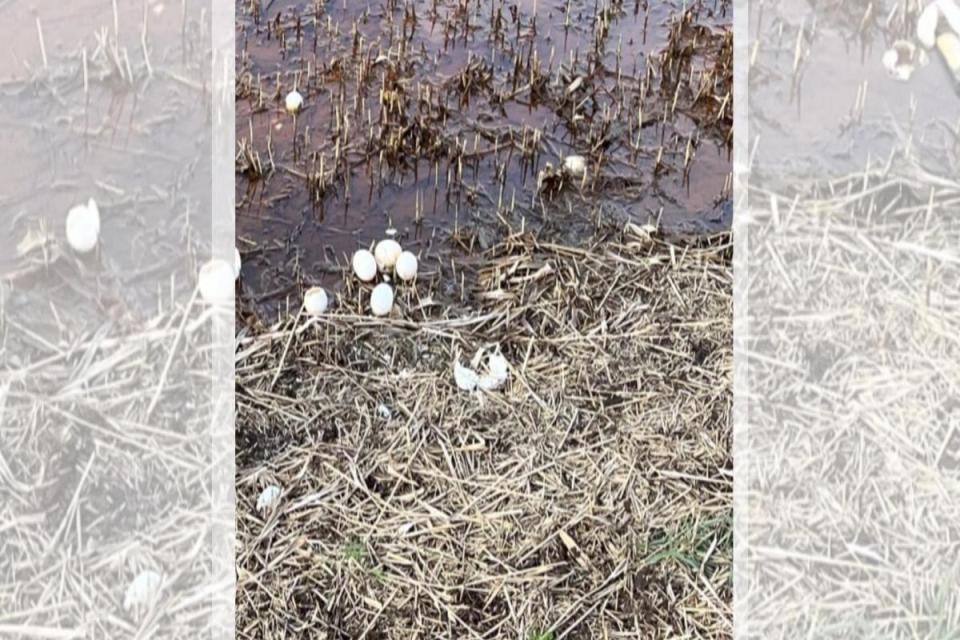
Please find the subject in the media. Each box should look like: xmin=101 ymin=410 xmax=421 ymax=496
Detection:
xmin=748 ymin=1 xmax=960 ymax=183
xmin=236 ymin=0 xmax=732 ymax=315
xmin=0 ymin=0 xmax=213 ymax=320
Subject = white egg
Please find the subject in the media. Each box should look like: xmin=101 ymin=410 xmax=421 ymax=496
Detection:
xmin=352 ymin=249 xmax=378 ymax=282
xmin=65 ymin=198 xmax=100 ymax=254
xmin=123 ymin=570 xmax=162 ymax=611
xmin=562 ymin=155 xmax=587 ymax=178
xmin=370 ymin=283 xmax=394 ymax=317
xmin=918 ymin=2 xmax=940 ymax=49
xmin=395 ymin=251 xmax=419 ymax=281
xmin=234 ymin=247 xmax=242 ymax=280
xmin=285 ymin=89 xmax=304 ymax=114
xmin=303 ymin=286 xmax=329 ymax=315
xmin=374 ymin=239 xmax=403 ymax=270
xmin=198 ymin=259 xmax=235 ymax=305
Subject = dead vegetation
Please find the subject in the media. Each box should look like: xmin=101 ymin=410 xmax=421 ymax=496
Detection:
xmin=235 ymin=0 xmax=733 ymax=287
xmin=0 ymin=4 xmax=233 ymax=637
xmin=236 ymin=225 xmax=733 ymax=639
xmin=739 ymin=142 xmax=960 ymax=637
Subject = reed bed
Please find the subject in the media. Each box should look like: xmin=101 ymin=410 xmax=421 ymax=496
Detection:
xmin=236 ymin=225 xmax=733 ymax=639
xmin=236 ymin=0 xmax=733 ymax=314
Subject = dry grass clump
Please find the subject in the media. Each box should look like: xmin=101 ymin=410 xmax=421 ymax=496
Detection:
xmin=236 ymin=227 xmax=733 ymax=639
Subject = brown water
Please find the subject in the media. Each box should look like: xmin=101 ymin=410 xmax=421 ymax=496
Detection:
xmin=236 ymin=0 xmax=733 ymax=315
xmin=0 ymin=0 xmax=212 ymax=320
xmin=747 ymin=1 xmax=960 ymax=184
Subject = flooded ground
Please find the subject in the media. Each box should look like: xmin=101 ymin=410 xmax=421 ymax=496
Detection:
xmin=748 ymin=1 xmax=960 ymax=184
xmin=1 ymin=0 xmax=212 ymax=322
xmin=236 ymin=0 xmax=733 ymax=316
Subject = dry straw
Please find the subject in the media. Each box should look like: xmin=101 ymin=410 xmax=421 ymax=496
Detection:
xmin=236 ymin=226 xmax=733 ymax=638
xmin=0 ymin=5 xmax=231 ymax=634
xmin=739 ymin=150 xmax=960 ymax=637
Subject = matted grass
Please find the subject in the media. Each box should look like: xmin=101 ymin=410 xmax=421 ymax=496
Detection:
xmin=739 ymin=158 xmax=960 ymax=637
xmin=236 ymin=226 xmax=733 ymax=639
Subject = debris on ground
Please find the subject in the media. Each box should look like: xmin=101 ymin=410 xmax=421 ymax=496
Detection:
xmin=236 ymin=227 xmax=732 ymax=638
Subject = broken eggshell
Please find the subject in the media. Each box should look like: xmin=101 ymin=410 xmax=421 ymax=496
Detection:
xmin=454 ymin=361 xmax=482 ymax=391
xmin=256 ymin=485 xmax=282 ymax=513
xmin=883 ymin=40 xmax=928 ymax=81
xmin=477 ymin=352 xmax=509 ymax=390
xmin=454 ymin=350 xmax=510 ymax=392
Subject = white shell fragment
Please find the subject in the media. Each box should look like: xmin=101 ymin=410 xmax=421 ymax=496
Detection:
xmin=562 ymin=155 xmax=587 ymax=178
xmin=882 ymin=40 xmax=928 ymax=81
xmin=455 ymin=350 xmax=510 ymax=392
xmin=198 ymin=259 xmax=235 ymax=305
xmin=65 ymin=198 xmax=100 ymax=253
xmin=370 ymin=283 xmax=394 ymax=317
xmin=918 ymin=2 xmax=941 ymax=49
xmin=285 ymin=89 xmax=304 ymax=114
xmin=352 ymin=249 xmax=378 ymax=282
xmin=234 ymin=248 xmax=242 ymax=280
xmin=256 ymin=485 xmax=282 ymax=513
xmin=123 ymin=570 xmax=162 ymax=611
xmin=478 ymin=352 xmax=509 ymax=391
xmin=303 ymin=287 xmax=329 ymax=315
xmin=374 ymin=239 xmax=403 ymax=270
xmin=454 ymin=361 xmax=482 ymax=391
xmin=395 ymin=251 xmax=419 ymax=282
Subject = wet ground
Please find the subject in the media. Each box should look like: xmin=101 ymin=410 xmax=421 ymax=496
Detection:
xmin=748 ymin=1 xmax=960 ymax=184
xmin=1 ymin=0 xmax=213 ymax=323
xmin=236 ymin=0 xmax=733 ymax=316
